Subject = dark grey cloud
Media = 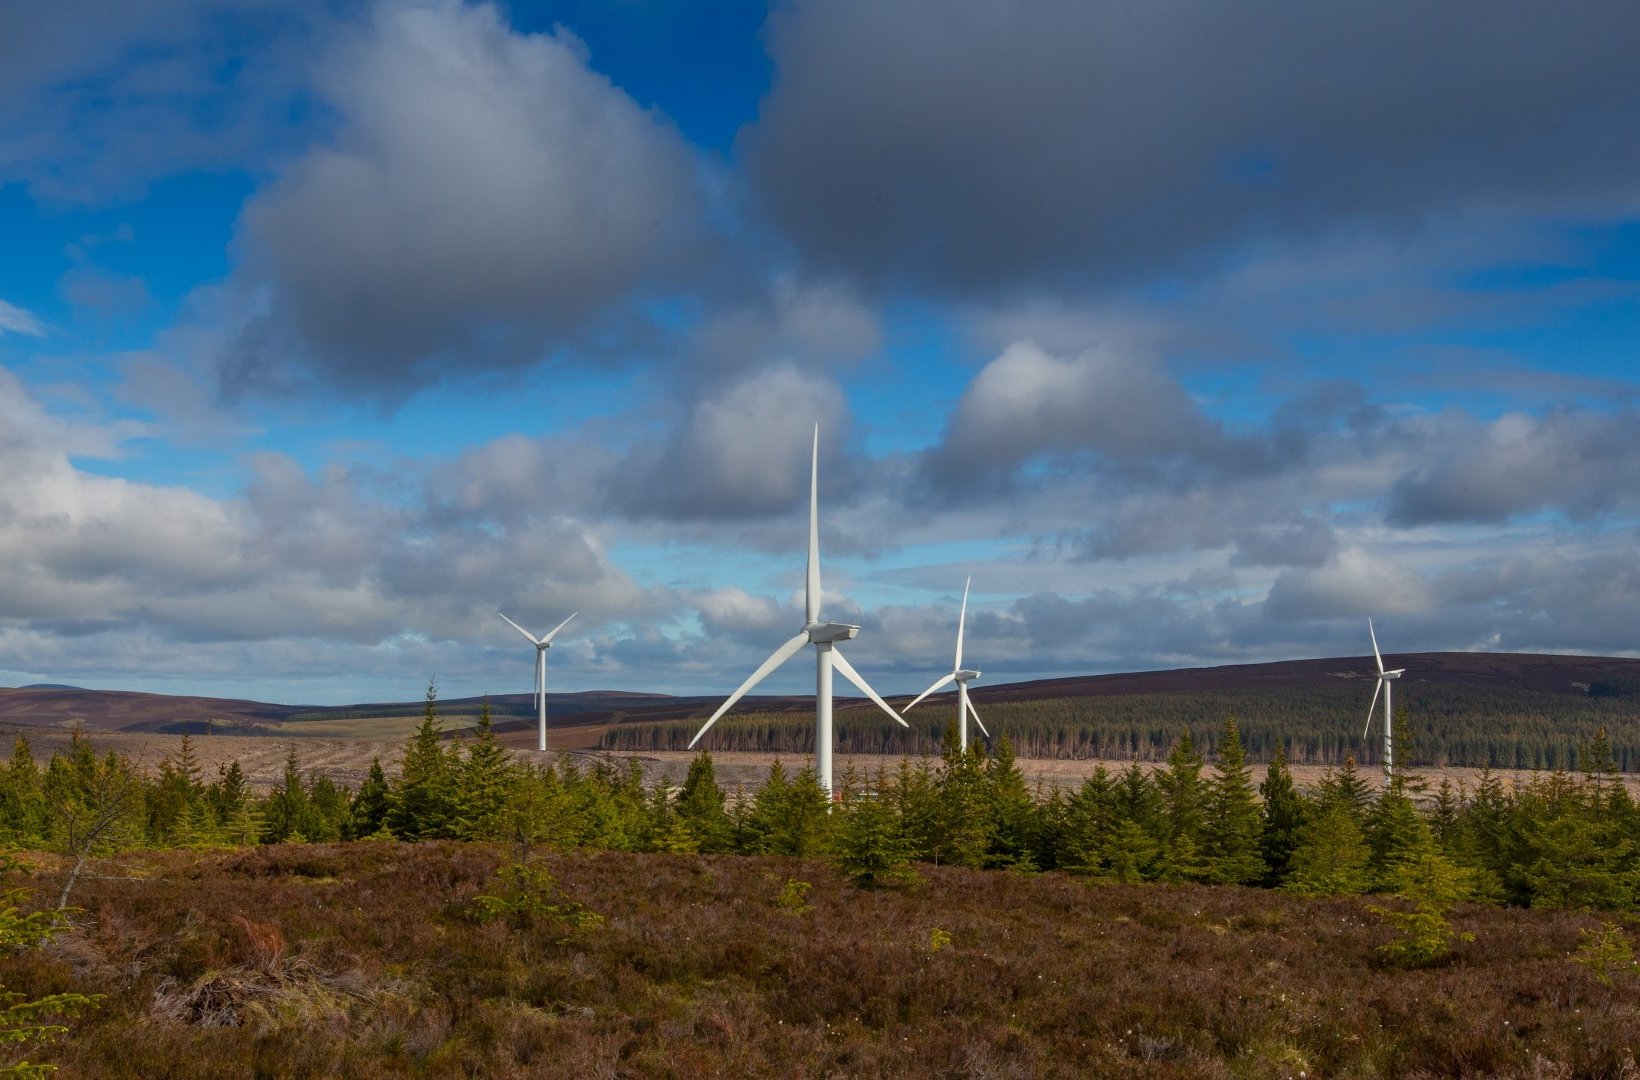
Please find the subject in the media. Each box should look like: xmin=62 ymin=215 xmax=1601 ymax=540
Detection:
xmin=217 ymin=0 xmax=709 ymax=397
xmin=745 ymin=0 xmax=1640 ymax=294
xmin=1388 ymin=409 xmax=1640 ymax=525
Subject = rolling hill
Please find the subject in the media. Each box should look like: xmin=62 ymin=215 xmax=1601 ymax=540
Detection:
xmin=4 ymin=651 xmax=1639 ymax=770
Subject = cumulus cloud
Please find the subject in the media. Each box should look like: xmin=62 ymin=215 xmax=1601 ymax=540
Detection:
xmin=218 ymin=0 xmax=707 ymax=396
xmin=609 ymin=364 xmax=850 ymax=521
xmin=921 ymin=341 xmax=1258 ymax=495
xmin=1264 ymin=548 xmax=1433 ymax=623
xmin=745 ymin=0 xmax=1640 ymax=294
xmin=1389 ymin=409 xmax=1640 ymax=525
xmin=0 ymin=371 xmax=657 ymax=694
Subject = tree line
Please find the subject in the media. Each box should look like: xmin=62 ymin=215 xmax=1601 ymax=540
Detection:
xmin=5 ymin=685 xmax=1640 ymax=917
xmin=600 ymin=681 xmax=1640 ymax=770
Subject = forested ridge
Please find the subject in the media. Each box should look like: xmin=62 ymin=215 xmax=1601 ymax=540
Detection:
xmin=602 ymin=677 xmax=1640 ymax=770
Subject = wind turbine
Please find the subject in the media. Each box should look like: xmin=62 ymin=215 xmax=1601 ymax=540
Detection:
xmin=1362 ymin=618 xmax=1405 ymax=782
xmin=688 ymin=425 xmax=908 ymax=795
xmin=904 ymin=576 xmax=989 ymax=753
xmin=498 ymin=610 xmax=577 ymax=753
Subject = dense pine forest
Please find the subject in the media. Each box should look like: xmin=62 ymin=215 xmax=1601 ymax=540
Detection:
xmin=601 ymin=678 xmax=1640 ymax=770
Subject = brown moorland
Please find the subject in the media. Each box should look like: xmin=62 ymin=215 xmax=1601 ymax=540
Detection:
xmin=4 ymin=842 xmax=1639 ymax=1078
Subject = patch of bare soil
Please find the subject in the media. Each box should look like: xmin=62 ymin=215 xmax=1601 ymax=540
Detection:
xmin=9 ymin=728 xmax=1636 ymax=797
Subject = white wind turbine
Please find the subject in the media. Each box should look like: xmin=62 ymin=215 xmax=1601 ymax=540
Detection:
xmin=904 ymin=576 xmax=989 ymax=753
xmin=498 ymin=610 xmax=577 ymax=753
xmin=1362 ymin=618 xmax=1405 ymax=782
xmin=688 ymin=425 xmax=908 ymax=795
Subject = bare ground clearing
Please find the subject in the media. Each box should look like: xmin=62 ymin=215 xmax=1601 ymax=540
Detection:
xmin=8 ymin=726 xmax=1638 ymax=797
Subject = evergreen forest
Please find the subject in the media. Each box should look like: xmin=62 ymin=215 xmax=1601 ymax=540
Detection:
xmin=3 ymin=684 xmax=1640 ymax=917
xmin=600 ymin=678 xmax=1640 ymax=771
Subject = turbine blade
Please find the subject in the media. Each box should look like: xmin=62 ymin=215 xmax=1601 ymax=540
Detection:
xmin=830 ymin=648 xmax=910 ymax=728
xmin=498 ymin=610 xmax=540 ymax=645
xmin=541 ymin=611 xmax=578 ymax=644
xmin=904 ymin=671 xmax=957 ymax=712
xmin=1364 ymin=677 xmax=1383 ymax=739
xmin=806 ymin=424 xmax=820 ymax=625
xmin=689 ymin=631 xmax=809 ymax=748
xmin=955 ymin=576 xmax=970 ymax=670
xmin=1369 ymin=618 xmax=1384 ymax=675
xmin=967 ymin=696 xmax=990 ymax=739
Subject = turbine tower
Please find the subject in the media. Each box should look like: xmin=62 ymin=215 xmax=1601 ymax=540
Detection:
xmin=1362 ymin=618 xmax=1405 ymax=782
xmin=689 ymin=425 xmax=908 ymax=795
xmin=904 ymin=576 xmax=989 ymax=752
xmin=498 ymin=610 xmax=577 ymax=753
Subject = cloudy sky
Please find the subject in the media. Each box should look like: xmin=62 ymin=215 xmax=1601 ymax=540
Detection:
xmin=3 ymin=0 xmax=1639 ymax=704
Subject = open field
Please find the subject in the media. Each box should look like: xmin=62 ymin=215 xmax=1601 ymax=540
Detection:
xmin=9 ymin=725 xmax=1640 ymax=801
xmin=5 ymin=842 xmax=1640 ymax=1077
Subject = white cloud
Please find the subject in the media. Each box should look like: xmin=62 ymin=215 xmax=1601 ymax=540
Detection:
xmin=0 ymin=299 xmax=45 ymax=337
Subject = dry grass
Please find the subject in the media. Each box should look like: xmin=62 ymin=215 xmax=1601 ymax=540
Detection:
xmin=2 ymin=843 xmax=1639 ymax=1077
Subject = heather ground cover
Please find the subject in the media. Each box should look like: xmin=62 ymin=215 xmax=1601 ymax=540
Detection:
xmin=3 ymin=843 xmax=1638 ymax=1078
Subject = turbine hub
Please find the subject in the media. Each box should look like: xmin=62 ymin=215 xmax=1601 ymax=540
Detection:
xmin=806 ymin=622 xmax=860 ymax=644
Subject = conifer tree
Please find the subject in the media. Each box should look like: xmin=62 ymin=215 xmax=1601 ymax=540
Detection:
xmin=889 ymin=758 xmax=941 ymax=862
xmin=985 ymin=734 xmax=1038 ymax=870
xmin=42 ymin=739 xmax=145 ymax=908
xmin=1366 ymin=781 xmax=1437 ymax=886
xmin=388 ymin=680 xmax=459 ymax=841
xmin=0 ymin=737 xmax=46 ymax=847
xmin=674 ymin=752 xmax=734 ymax=854
xmin=1284 ymin=798 xmax=1372 ymax=897
xmin=304 ymin=774 xmax=349 ymax=841
xmin=935 ymin=721 xmax=992 ymax=868
xmin=208 ymin=760 xmax=249 ymax=824
xmin=1113 ymin=760 xmax=1164 ymax=881
xmin=1204 ymin=717 xmax=1265 ymax=885
xmin=348 ymin=759 xmax=393 ymax=839
xmin=455 ymin=704 xmax=515 ymax=840
xmin=261 ymin=747 xmax=314 ymax=843
xmin=1155 ymin=730 xmax=1209 ymax=882
xmin=1258 ymin=747 xmax=1305 ymax=887
xmin=1315 ymin=754 xmax=1374 ymax=825
xmin=1519 ymin=808 xmax=1637 ymax=910
xmin=1454 ymin=767 xmax=1513 ymax=902
xmin=1060 ymin=767 xmax=1120 ymax=876
xmin=835 ymin=771 xmax=917 ymax=889
xmin=747 ymin=763 xmax=833 ymax=857
xmin=1428 ymin=777 xmax=1463 ymax=852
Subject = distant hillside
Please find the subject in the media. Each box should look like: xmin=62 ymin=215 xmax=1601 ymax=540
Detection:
xmin=600 ymin=652 xmax=1640 ymax=771
xmin=7 ymin=651 xmax=1640 ymax=769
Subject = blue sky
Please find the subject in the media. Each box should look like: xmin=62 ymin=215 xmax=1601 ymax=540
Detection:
xmin=3 ymin=0 xmax=1639 ymax=704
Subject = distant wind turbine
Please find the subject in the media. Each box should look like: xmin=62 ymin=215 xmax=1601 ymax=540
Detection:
xmin=904 ymin=576 xmax=989 ymax=753
xmin=498 ymin=610 xmax=577 ymax=753
xmin=688 ymin=425 xmax=908 ymax=795
xmin=1362 ymin=618 xmax=1405 ymax=782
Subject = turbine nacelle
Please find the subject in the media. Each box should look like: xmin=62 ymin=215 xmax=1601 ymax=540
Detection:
xmin=954 ymin=669 xmax=981 ymax=682
xmin=806 ymin=622 xmax=860 ymax=644
xmin=1381 ymin=668 xmax=1405 ymax=680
